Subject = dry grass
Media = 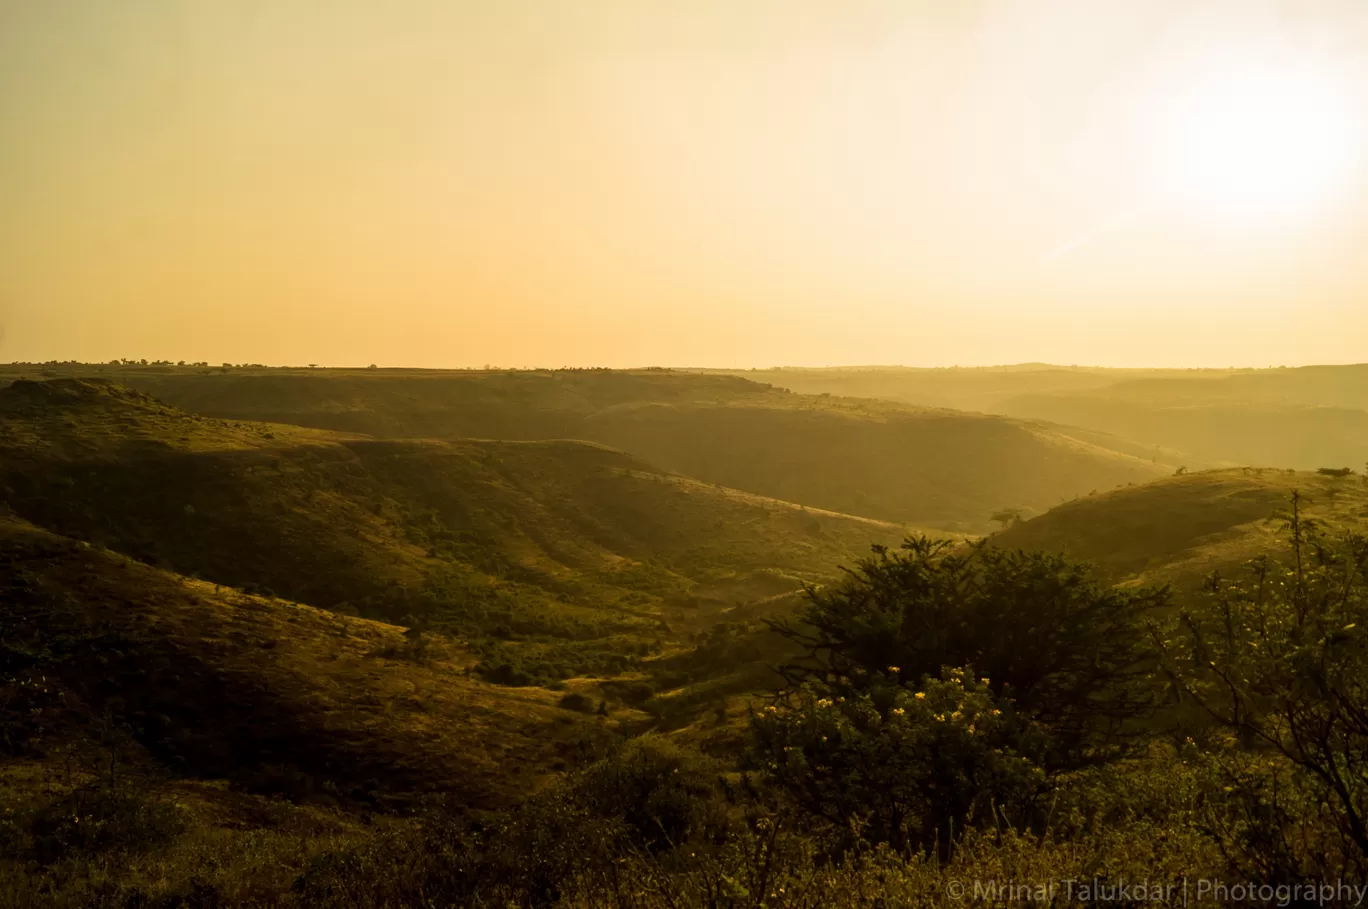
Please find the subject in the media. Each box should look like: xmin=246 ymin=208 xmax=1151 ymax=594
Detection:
xmin=994 ymin=467 xmax=1368 ymax=598
xmin=1 ymin=515 xmax=611 ymax=811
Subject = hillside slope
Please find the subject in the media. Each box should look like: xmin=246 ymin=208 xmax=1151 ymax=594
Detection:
xmin=991 ymin=468 xmax=1368 ymax=597
xmin=583 ymin=399 xmax=1170 ymax=528
xmin=697 ymin=365 xmax=1212 ymax=413
xmin=49 ymin=367 xmax=1178 ymax=531
xmin=0 ymin=378 xmax=907 ymax=679
xmin=1002 ymin=394 xmax=1368 ymax=470
xmin=0 ymin=514 xmax=604 ymax=811
xmin=699 ymin=364 xmax=1368 ymax=471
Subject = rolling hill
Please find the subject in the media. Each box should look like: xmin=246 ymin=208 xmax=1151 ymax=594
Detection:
xmin=1001 ymin=378 xmax=1368 ymax=469
xmin=696 ymin=364 xmax=1215 ymax=413
xmin=0 ymin=378 xmax=912 ymax=680
xmin=2 ymin=365 xmax=1178 ymax=532
xmin=0 ymin=513 xmax=598 ymax=812
xmin=697 ymin=363 xmax=1368 ymax=471
xmin=990 ymin=467 xmax=1368 ymax=597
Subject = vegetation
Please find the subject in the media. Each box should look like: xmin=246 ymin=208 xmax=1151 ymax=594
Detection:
xmin=994 ymin=466 xmax=1368 ymax=595
xmin=6 ymin=368 xmax=1368 ymax=905
xmin=9 ymin=505 xmax=1368 ymax=906
xmin=0 ymin=378 xmax=910 ymax=684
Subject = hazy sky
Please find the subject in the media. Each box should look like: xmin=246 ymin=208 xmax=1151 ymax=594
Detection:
xmin=3 ymin=0 xmax=1367 ymax=368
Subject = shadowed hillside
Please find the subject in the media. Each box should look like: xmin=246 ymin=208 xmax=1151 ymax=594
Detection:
xmin=581 ymin=398 xmax=1171 ymax=529
xmin=0 ymin=513 xmax=608 ymax=812
xmin=0 ymin=378 xmax=909 ymax=683
xmin=991 ymin=467 xmax=1368 ymax=595
xmin=2 ymin=366 xmax=1177 ymax=532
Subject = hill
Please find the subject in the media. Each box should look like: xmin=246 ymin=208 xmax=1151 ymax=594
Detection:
xmin=0 ymin=514 xmax=598 ymax=812
xmin=695 ymin=364 xmax=1216 ymax=413
xmin=990 ymin=467 xmax=1368 ymax=596
xmin=696 ymin=363 xmax=1368 ymax=471
xmin=580 ymin=397 xmax=1172 ymax=529
xmin=1 ymin=365 xmax=1177 ymax=532
xmin=1000 ymin=367 xmax=1368 ymax=469
xmin=0 ymin=378 xmax=909 ymax=683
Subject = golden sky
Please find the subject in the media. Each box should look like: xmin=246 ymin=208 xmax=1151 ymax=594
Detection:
xmin=2 ymin=1 xmax=1367 ymax=368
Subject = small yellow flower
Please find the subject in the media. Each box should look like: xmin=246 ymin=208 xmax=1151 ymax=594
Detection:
xmin=914 ymin=692 xmax=927 ymax=700
xmin=891 ymin=707 xmax=905 ymax=716
xmin=887 ymin=665 xmax=901 ymax=673
xmin=967 ymin=725 xmax=976 ymax=734
xmin=991 ymin=709 xmax=1001 ymax=716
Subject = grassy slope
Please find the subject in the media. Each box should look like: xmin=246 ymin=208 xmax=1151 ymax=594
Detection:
xmin=18 ymin=366 xmax=1177 ymax=532
xmin=582 ymin=398 xmax=1171 ymax=529
xmin=0 ymin=513 xmax=619 ymax=815
xmin=0 ymin=378 xmax=910 ymax=668
xmin=991 ymin=468 xmax=1368 ymax=597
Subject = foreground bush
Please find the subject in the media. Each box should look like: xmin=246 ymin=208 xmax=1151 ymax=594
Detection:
xmin=770 ymin=536 xmax=1168 ymax=774
xmin=1167 ymin=494 xmax=1368 ymax=882
xmin=751 ymin=670 xmax=1047 ymax=852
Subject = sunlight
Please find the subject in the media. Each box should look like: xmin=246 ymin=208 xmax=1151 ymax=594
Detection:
xmin=1154 ymin=56 xmax=1360 ymax=220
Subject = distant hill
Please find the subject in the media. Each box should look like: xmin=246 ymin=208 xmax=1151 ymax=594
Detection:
xmin=696 ymin=363 xmax=1368 ymax=471
xmin=990 ymin=467 xmax=1368 ymax=597
xmin=580 ymin=398 xmax=1171 ymax=529
xmin=0 ymin=378 xmax=909 ymax=680
xmin=2 ymin=366 xmax=1178 ymax=532
xmin=697 ymin=364 xmax=1216 ymax=413
xmin=1000 ymin=366 xmax=1368 ymax=469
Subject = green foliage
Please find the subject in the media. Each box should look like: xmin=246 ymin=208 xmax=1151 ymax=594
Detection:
xmin=568 ymin=735 xmax=728 ymax=851
xmin=1165 ymin=491 xmax=1368 ymax=879
xmin=770 ymin=536 xmax=1167 ymax=773
xmin=751 ymin=670 xmax=1047 ymax=851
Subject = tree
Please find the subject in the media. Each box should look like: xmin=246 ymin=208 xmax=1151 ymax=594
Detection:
xmin=754 ymin=538 xmax=1170 ymax=853
xmin=767 ymin=536 xmax=1168 ymax=772
xmin=1165 ymin=492 xmax=1368 ymax=875
xmin=751 ymin=670 xmax=1046 ymax=852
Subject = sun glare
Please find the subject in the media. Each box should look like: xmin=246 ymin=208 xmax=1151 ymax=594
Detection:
xmin=1155 ymin=58 xmax=1360 ymax=220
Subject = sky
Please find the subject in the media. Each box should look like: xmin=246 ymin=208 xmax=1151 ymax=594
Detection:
xmin=2 ymin=0 xmax=1367 ymax=368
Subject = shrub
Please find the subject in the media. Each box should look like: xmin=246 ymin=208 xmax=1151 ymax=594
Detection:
xmin=751 ymin=670 xmax=1047 ymax=852
xmin=27 ymin=783 xmax=191 ymax=862
xmin=769 ymin=536 xmax=1168 ymax=773
xmin=559 ymin=692 xmax=595 ymax=713
xmin=569 ymin=735 xmax=728 ymax=852
xmin=1165 ymin=493 xmax=1368 ymax=880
